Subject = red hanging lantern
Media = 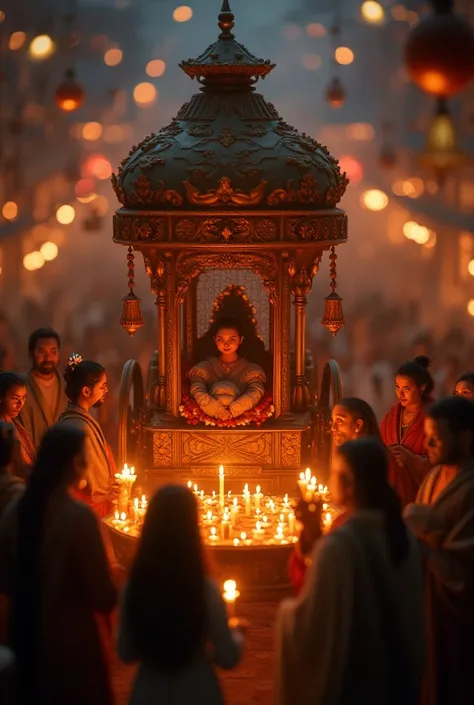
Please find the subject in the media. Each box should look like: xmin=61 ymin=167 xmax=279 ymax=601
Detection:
xmin=404 ymin=1 xmax=474 ymax=97
xmin=55 ymin=69 xmax=85 ymax=111
xmin=325 ymin=77 xmax=346 ymax=108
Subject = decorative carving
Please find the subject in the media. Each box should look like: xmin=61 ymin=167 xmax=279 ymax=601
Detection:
xmin=174 ymin=217 xmax=276 ymax=243
xmin=183 ymin=177 xmax=266 ymax=207
xmin=219 ymin=125 xmax=237 ymax=147
xmin=138 ymin=154 xmax=166 ymax=170
xmin=281 ymin=264 xmax=291 ymax=414
xmin=254 ymin=218 xmax=277 ymax=242
xmin=281 ymin=432 xmax=301 ymax=466
xmin=181 ymin=432 xmax=272 ymax=465
xmin=188 ymin=124 xmax=213 ymax=137
xmin=242 ymin=124 xmax=268 ymax=137
xmin=111 ymin=173 xmax=125 ymax=205
xmin=128 ymin=175 xmax=183 ymax=207
xmin=287 ymin=215 xmax=347 ymax=242
xmin=190 ymin=465 xmax=262 ymax=476
xmin=153 ymin=431 xmax=172 ymax=466
xmin=144 ymin=252 xmax=168 ymax=297
xmin=268 ymin=174 xmax=322 ymax=207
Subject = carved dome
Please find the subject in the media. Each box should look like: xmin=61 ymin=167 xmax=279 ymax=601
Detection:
xmin=112 ymin=2 xmax=349 ymax=212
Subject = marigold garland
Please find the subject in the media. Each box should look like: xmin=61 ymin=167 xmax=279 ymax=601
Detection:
xmin=179 ymin=391 xmax=274 ymax=428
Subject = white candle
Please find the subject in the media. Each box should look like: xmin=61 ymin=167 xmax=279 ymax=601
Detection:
xmin=221 ymin=510 xmax=231 ymax=540
xmin=253 ymin=520 xmax=265 ymax=539
xmin=219 ymin=465 xmax=225 ymax=509
xmin=261 ymin=514 xmax=270 ymax=528
xmin=288 ymin=511 xmax=296 ymax=535
xmin=254 ymin=485 xmax=263 ymax=510
xmin=243 ymin=484 xmax=251 ymax=517
xmin=305 ymin=467 xmax=311 ymax=483
xmin=231 ymin=497 xmax=238 ymax=528
xmin=222 ymin=579 xmax=240 ymax=617
xmin=209 ymin=527 xmax=218 ymax=542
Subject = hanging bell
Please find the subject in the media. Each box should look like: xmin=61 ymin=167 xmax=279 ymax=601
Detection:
xmin=120 ymin=291 xmax=144 ymax=337
xmin=321 ymin=292 xmax=344 ymax=336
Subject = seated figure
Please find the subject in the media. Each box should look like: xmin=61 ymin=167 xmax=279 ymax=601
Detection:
xmin=189 ymin=318 xmax=266 ymax=421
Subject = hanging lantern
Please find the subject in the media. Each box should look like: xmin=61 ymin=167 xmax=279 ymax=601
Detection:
xmin=55 ymin=69 xmax=85 ymax=111
xmin=325 ymin=76 xmax=346 ymax=108
xmin=321 ymin=247 xmax=344 ymax=336
xmin=404 ymin=1 xmax=474 ymax=97
xmin=120 ymin=246 xmax=144 ymax=337
xmin=418 ymin=97 xmax=466 ymax=180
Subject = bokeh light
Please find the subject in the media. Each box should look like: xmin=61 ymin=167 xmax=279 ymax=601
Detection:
xmin=40 ymin=242 xmax=59 ymax=261
xmin=23 ymin=251 xmax=45 ymax=271
xmin=2 ymin=201 xmax=18 ymax=220
xmin=391 ymin=4 xmax=407 ymax=21
xmin=9 ymin=31 xmax=26 ymax=51
xmin=133 ymin=82 xmax=158 ymax=107
xmin=173 ymin=5 xmax=193 ymax=22
xmin=56 ymin=205 xmax=75 ymax=225
xmin=84 ymin=155 xmax=112 ymax=180
xmin=82 ymin=122 xmax=103 ymax=141
xmin=93 ymin=196 xmax=109 ymax=216
xmin=146 ymin=59 xmax=166 ymax=77
xmin=104 ymin=48 xmax=123 ymax=66
xmin=306 ymin=23 xmax=326 ymax=37
xmin=301 ymin=54 xmax=322 ymax=71
xmin=361 ymin=189 xmax=388 ymax=211
xmin=338 ymin=156 xmax=363 ymax=183
xmin=403 ymin=221 xmax=431 ymax=244
xmin=335 ymin=47 xmax=354 ymax=65
xmin=468 ymin=260 xmax=474 ymax=277
xmin=75 ymin=178 xmax=95 ymax=200
xmin=103 ymin=125 xmax=126 ymax=143
xmin=467 ymin=300 xmax=474 ymax=317
xmin=361 ymin=1 xmax=385 ymax=24
xmin=0 ymin=11 xmax=5 ymax=23
xmin=346 ymin=123 xmax=375 ymax=141
xmin=29 ymin=34 xmax=55 ymax=60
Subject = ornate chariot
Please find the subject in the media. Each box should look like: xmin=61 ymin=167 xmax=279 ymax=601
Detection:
xmin=112 ymin=1 xmax=348 ymax=494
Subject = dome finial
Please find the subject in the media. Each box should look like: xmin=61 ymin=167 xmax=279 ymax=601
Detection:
xmin=218 ymin=0 xmax=235 ymax=39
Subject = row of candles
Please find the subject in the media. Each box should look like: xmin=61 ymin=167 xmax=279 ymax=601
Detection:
xmin=108 ymin=464 xmax=334 ymax=545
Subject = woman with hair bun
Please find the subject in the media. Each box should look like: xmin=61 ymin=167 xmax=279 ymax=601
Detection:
xmin=57 ymin=354 xmax=116 ymax=518
xmin=381 ymin=356 xmax=433 ymax=507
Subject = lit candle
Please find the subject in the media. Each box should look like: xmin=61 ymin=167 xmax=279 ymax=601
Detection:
xmin=297 ymin=472 xmax=307 ymax=495
xmin=230 ymin=497 xmax=238 ymax=528
xmin=275 ymin=525 xmax=285 ymax=541
xmin=193 ymin=484 xmax=199 ymax=494
xmin=203 ymin=510 xmax=215 ymax=526
xmin=254 ymin=485 xmax=263 ymax=510
xmin=209 ymin=527 xmax=218 ymax=542
xmin=243 ymin=484 xmax=251 ymax=517
xmin=187 ymin=481 xmax=192 ymax=489
xmin=233 ymin=538 xmax=240 ymax=546
xmin=222 ymin=579 xmax=240 ymax=617
xmin=221 ymin=510 xmax=231 ymax=541
xmin=305 ymin=467 xmax=311 ymax=483
xmin=253 ymin=520 xmax=265 ymax=540
xmin=288 ymin=511 xmax=296 ymax=535
xmin=261 ymin=514 xmax=270 ymax=528
xmin=219 ymin=465 xmax=225 ymax=509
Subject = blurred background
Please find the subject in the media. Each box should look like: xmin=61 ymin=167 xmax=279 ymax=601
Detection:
xmin=0 ymin=0 xmax=473 ymax=428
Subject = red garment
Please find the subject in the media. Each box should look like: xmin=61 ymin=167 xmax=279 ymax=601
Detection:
xmin=381 ymin=402 xmax=430 ymax=507
xmin=288 ymin=512 xmax=349 ymax=595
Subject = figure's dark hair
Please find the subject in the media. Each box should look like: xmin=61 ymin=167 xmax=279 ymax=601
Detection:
xmin=212 ymin=317 xmax=243 ymax=338
xmin=336 ymin=398 xmax=383 ymax=443
xmin=13 ymin=424 xmax=85 ymax=704
xmin=28 ymin=328 xmax=60 ymax=354
xmin=456 ymin=371 xmax=474 ymax=388
xmin=64 ymin=359 xmax=105 ymax=403
xmin=125 ymin=485 xmax=207 ymax=671
xmin=426 ymin=397 xmax=474 ymax=444
xmin=0 ymin=372 xmax=26 ymax=399
xmin=0 ymin=421 xmax=17 ymax=469
xmin=395 ymin=356 xmax=434 ymax=399
xmin=338 ymin=438 xmax=410 ymax=566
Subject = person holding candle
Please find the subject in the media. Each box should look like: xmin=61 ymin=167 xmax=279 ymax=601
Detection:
xmin=58 ymin=354 xmax=117 ymax=518
xmin=0 ymin=424 xmax=118 ymax=705
xmin=118 ymin=484 xmax=245 ymax=705
xmin=276 ymin=438 xmax=424 ymax=705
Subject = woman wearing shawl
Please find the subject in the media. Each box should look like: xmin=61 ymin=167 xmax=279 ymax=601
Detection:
xmin=381 ymin=356 xmax=433 ymax=507
xmin=0 ymin=373 xmax=35 ymax=477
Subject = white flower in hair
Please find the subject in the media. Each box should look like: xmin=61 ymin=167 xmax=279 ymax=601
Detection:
xmin=68 ymin=353 xmax=83 ymax=368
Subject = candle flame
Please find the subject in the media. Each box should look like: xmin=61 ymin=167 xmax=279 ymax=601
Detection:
xmin=219 ymin=464 xmax=224 ymax=476
xmin=305 ymin=468 xmax=311 ymax=481
xmin=240 ymin=531 xmax=247 ymax=540
xmin=211 ymin=527 xmax=216 ymax=536
xmin=134 ymin=498 xmax=139 ymax=508
xmin=256 ymin=485 xmax=261 ymax=494
xmin=115 ymin=511 xmax=119 ymax=520
xmin=280 ymin=513 xmax=284 ymax=522
xmin=207 ymin=510 xmax=212 ymax=520
xmin=256 ymin=521 xmax=262 ymax=531
xmin=233 ymin=497 xmax=238 ymax=507
xmin=263 ymin=515 xmax=267 ymax=522
xmin=223 ymin=579 xmax=237 ymax=592
xmin=223 ymin=511 xmax=230 ymax=521
xmin=120 ymin=512 xmax=127 ymax=521
xmin=299 ymin=472 xmax=304 ymax=481
xmin=187 ymin=481 xmax=192 ymax=488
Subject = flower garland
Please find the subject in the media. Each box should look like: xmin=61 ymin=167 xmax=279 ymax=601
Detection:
xmin=179 ymin=391 xmax=274 ymax=428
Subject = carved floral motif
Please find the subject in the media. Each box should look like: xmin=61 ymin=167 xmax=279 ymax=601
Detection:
xmin=181 ymin=431 xmax=272 ymax=465
xmin=127 ymin=175 xmax=183 ymax=207
xmin=187 ymin=124 xmax=213 ymax=137
xmin=219 ymin=125 xmax=237 ymax=147
xmin=281 ymin=432 xmax=301 ymax=466
xmin=287 ymin=215 xmax=347 ymax=242
xmin=153 ymin=431 xmax=172 ymax=467
xmin=183 ymin=176 xmax=266 ymax=207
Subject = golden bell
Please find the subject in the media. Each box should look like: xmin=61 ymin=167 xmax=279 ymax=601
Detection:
xmin=120 ymin=291 xmax=144 ymax=337
xmin=321 ymin=292 xmax=344 ymax=336
xmin=418 ymin=100 xmax=466 ymax=176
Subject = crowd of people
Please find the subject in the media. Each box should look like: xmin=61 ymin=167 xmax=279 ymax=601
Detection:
xmin=0 ymin=320 xmax=473 ymax=705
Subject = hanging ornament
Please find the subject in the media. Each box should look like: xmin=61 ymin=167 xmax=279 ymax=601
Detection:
xmin=321 ymin=247 xmax=344 ymax=336
xmin=418 ymin=97 xmax=466 ymax=182
xmin=378 ymin=122 xmax=397 ymax=169
xmin=404 ymin=0 xmax=474 ymax=97
xmin=325 ymin=76 xmax=346 ymax=108
xmin=120 ymin=246 xmax=144 ymax=337
xmin=55 ymin=69 xmax=84 ymax=111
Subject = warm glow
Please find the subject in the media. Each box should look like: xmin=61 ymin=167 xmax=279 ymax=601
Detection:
xmin=93 ymin=196 xmax=109 ymax=215
xmin=301 ymin=53 xmax=322 ymax=70
xmin=75 ymin=178 xmax=95 ymax=199
xmin=29 ymin=34 xmax=55 ymax=59
xmin=2 ymin=201 xmax=18 ymax=220
xmin=468 ymin=260 xmax=474 ymax=277
xmin=346 ymin=123 xmax=375 ymax=141
xmin=335 ymin=47 xmax=354 ymax=65
xmin=401 ymin=178 xmax=424 ymax=198
xmin=361 ymin=189 xmax=388 ymax=211
xmin=104 ymin=48 xmax=123 ymax=66
xmin=82 ymin=122 xmax=103 ymax=141
xmin=133 ymin=82 xmax=158 ymax=107
xmin=40 ymin=242 xmax=59 ymax=261
xmin=338 ymin=156 xmax=363 ymax=183
xmin=173 ymin=5 xmax=193 ymax=22
xmin=146 ymin=59 xmax=166 ymax=77
xmin=223 ymin=579 xmax=237 ymax=594
xmin=306 ymin=22 xmax=326 ymax=37
xmin=403 ymin=221 xmax=431 ymax=245
xmin=77 ymin=193 xmax=98 ymax=204
xmin=56 ymin=204 xmax=75 ymax=225
xmin=419 ymin=71 xmax=450 ymax=96
xmin=87 ymin=156 xmax=112 ymax=180
xmin=0 ymin=11 xmax=5 ymax=23
xmin=103 ymin=125 xmax=126 ymax=143
xmin=23 ymin=251 xmax=45 ymax=271
xmin=9 ymin=31 xmax=26 ymax=50
xmin=391 ymin=4 xmax=407 ymax=21
xmin=468 ymin=300 xmax=474 ymax=317
xmin=361 ymin=1 xmax=385 ymax=24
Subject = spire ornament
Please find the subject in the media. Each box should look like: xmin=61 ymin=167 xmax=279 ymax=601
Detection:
xmin=120 ymin=246 xmax=144 ymax=337
xmin=218 ymin=0 xmax=235 ymax=38
xmin=321 ymin=247 xmax=344 ymax=336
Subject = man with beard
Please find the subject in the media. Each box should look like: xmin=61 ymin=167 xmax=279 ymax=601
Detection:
xmin=404 ymin=396 xmax=474 ymax=705
xmin=57 ymin=354 xmax=117 ymax=518
xmin=20 ymin=328 xmax=67 ymax=449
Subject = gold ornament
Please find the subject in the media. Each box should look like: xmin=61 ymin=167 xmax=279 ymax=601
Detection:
xmin=120 ymin=246 xmax=144 ymax=337
xmin=321 ymin=246 xmax=344 ymax=336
